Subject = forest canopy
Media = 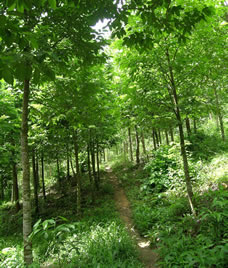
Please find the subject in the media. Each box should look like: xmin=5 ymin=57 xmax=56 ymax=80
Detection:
xmin=0 ymin=0 xmax=227 ymax=267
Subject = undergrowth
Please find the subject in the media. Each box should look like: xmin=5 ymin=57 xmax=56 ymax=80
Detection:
xmin=112 ymin=139 xmax=228 ymax=268
xmin=0 ymin=175 xmax=142 ymax=268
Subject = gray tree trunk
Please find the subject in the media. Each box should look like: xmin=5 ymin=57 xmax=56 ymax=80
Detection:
xmin=166 ymin=49 xmax=196 ymax=216
xmin=21 ymin=79 xmax=33 ymax=264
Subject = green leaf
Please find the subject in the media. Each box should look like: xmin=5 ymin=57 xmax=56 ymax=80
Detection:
xmin=2 ymin=69 xmax=13 ymax=84
xmin=33 ymin=68 xmax=40 ymax=84
xmin=48 ymin=0 xmax=56 ymax=9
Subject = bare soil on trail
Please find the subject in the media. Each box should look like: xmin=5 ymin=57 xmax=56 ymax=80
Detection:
xmin=107 ymin=167 xmax=159 ymax=268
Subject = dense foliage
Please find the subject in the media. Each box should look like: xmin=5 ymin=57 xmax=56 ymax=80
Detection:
xmin=0 ymin=0 xmax=227 ymax=267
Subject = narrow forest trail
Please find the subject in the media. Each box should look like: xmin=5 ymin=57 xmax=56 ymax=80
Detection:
xmin=106 ymin=167 xmax=159 ymax=268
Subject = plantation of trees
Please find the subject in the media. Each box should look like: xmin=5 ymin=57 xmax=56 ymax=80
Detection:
xmin=0 ymin=0 xmax=227 ymax=267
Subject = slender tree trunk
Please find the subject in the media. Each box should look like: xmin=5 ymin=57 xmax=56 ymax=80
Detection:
xmin=128 ymin=127 xmax=133 ymax=161
xmin=56 ymin=156 xmax=61 ymax=188
xmin=96 ymin=141 xmax=100 ymax=182
xmin=193 ymin=118 xmax=197 ymax=134
xmin=152 ymin=129 xmax=157 ymax=150
xmin=214 ymin=87 xmax=225 ymax=141
xmin=21 ymin=79 xmax=33 ymax=264
xmin=73 ymin=132 xmax=81 ymax=215
xmin=41 ymin=153 xmax=46 ymax=200
xmin=91 ymin=140 xmax=99 ymax=190
xmin=35 ymin=153 xmax=40 ymax=189
xmin=103 ymin=148 xmax=105 ymax=162
xmin=141 ymin=131 xmax=146 ymax=154
xmin=166 ymin=49 xmax=196 ymax=216
xmin=87 ymin=144 xmax=95 ymax=203
xmin=141 ymin=131 xmax=148 ymax=161
xmin=154 ymin=129 xmax=159 ymax=147
xmin=32 ymin=149 xmax=39 ymax=215
xmin=135 ymin=125 xmax=140 ymax=165
xmin=165 ymin=131 xmax=169 ymax=145
xmin=66 ymin=143 xmax=70 ymax=180
xmin=12 ymin=161 xmax=20 ymax=212
xmin=158 ymin=130 xmax=162 ymax=145
xmin=185 ymin=117 xmax=191 ymax=138
xmin=170 ymin=128 xmax=174 ymax=142
xmin=0 ymin=179 xmax=4 ymax=201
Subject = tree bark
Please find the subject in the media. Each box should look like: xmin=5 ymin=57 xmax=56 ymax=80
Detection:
xmin=166 ymin=49 xmax=196 ymax=216
xmin=193 ymin=118 xmax=197 ymax=134
xmin=0 ymin=179 xmax=4 ymax=201
xmin=135 ymin=125 xmax=140 ymax=165
xmin=56 ymin=156 xmax=61 ymax=188
xmin=87 ymin=143 xmax=95 ymax=203
xmin=96 ymin=141 xmax=100 ymax=182
xmin=12 ymin=160 xmax=20 ymax=212
xmin=73 ymin=131 xmax=81 ymax=215
xmin=165 ymin=131 xmax=169 ymax=145
xmin=41 ymin=153 xmax=46 ymax=200
xmin=35 ymin=153 xmax=40 ymax=189
xmin=154 ymin=129 xmax=160 ymax=147
xmin=66 ymin=143 xmax=70 ymax=180
xmin=91 ymin=140 xmax=99 ymax=190
xmin=185 ymin=117 xmax=191 ymax=138
xmin=152 ymin=129 xmax=157 ymax=150
xmin=170 ymin=128 xmax=174 ymax=142
xmin=21 ymin=79 xmax=33 ymax=264
xmin=32 ymin=149 xmax=39 ymax=215
xmin=158 ymin=130 xmax=162 ymax=145
xmin=128 ymin=127 xmax=134 ymax=161
xmin=103 ymin=148 xmax=106 ymax=162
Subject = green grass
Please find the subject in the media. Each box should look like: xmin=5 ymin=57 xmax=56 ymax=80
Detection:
xmin=0 ymin=175 xmax=142 ymax=268
xmin=112 ymin=141 xmax=228 ymax=268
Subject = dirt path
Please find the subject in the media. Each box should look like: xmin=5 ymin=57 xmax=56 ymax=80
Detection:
xmin=107 ymin=167 xmax=159 ymax=268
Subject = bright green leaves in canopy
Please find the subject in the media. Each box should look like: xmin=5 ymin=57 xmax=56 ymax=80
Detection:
xmin=111 ymin=0 xmax=216 ymax=48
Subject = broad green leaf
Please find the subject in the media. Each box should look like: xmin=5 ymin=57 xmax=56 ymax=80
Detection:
xmin=2 ymin=69 xmax=13 ymax=84
xmin=48 ymin=0 xmax=56 ymax=9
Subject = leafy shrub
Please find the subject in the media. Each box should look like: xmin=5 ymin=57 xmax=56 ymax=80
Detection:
xmin=142 ymin=144 xmax=184 ymax=193
xmin=187 ymin=131 xmax=228 ymax=161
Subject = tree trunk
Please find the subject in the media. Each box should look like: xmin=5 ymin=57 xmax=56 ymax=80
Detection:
xmin=152 ymin=129 xmax=157 ymax=150
xmin=135 ymin=125 xmax=140 ymax=165
xmin=103 ymin=148 xmax=105 ymax=162
xmin=170 ymin=128 xmax=174 ymax=142
xmin=35 ymin=153 xmax=40 ymax=189
xmin=73 ymin=132 xmax=81 ymax=216
xmin=0 ymin=179 xmax=4 ymax=201
xmin=32 ymin=149 xmax=39 ymax=215
xmin=56 ymin=156 xmax=61 ymax=188
xmin=21 ymin=79 xmax=33 ymax=264
xmin=166 ymin=49 xmax=196 ymax=216
xmin=41 ymin=153 xmax=46 ymax=200
xmin=154 ymin=129 xmax=160 ymax=147
xmin=214 ymin=87 xmax=225 ymax=141
xmin=141 ymin=131 xmax=148 ymax=161
xmin=12 ymin=161 xmax=20 ymax=212
xmin=185 ymin=117 xmax=191 ymax=138
xmin=128 ymin=127 xmax=133 ymax=161
xmin=91 ymin=140 xmax=99 ymax=190
xmin=141 ymin=131 xmax=146 ymax=154
xmin=87 ymin=143 xmax=95 ymax=203
xmin=165 ymin=131 xmax=169 ymax=145
xmin=96 ymin=141 xmax=100 ymax=182
xmin=66 ymin=143 xmax=70 ymax=180
xmin=193 ymin=118 xmax=197 ymax=134
xmin=158 ymin=130 xmax=162 ymax=145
